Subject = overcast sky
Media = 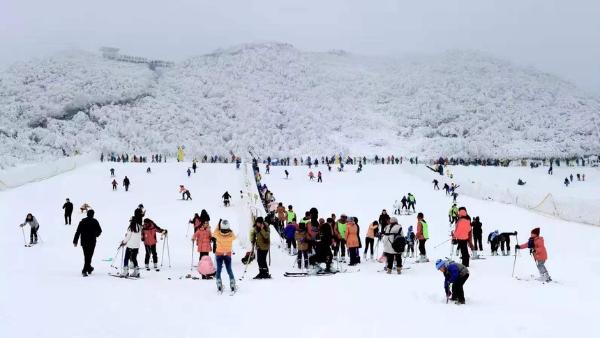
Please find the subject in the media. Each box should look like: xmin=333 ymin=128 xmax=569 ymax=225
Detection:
xmin=1 ymin=0 xmax=599 ymax=94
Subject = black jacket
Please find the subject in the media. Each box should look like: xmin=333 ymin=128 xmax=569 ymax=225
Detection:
xmin=471 ymin=220 xmax=483 ymax=235
xmin=63 ymin=202 xmax=73 ymax=215
xmin=73 ymin=216 xmax=102 ymax=247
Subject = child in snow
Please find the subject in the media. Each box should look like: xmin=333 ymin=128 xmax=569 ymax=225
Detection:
xmin=120 ymin=218 xmax=142 ymax=277
xmin=20 ymin=213 xmax=40 ymax=245
xmin=192 ymin=221 xmax=212 ymax=260
xmin=197 ymin=255 xmax=216 ymax=279
xmin=142 ymin=218 xmax=167 ymax=271
xmin=401 ymin=196 xmax=408 ymax=213
xmin=435 ymin=259 xmax=470 ymax=304
xmin=213 ymin=220 xmax=237 ymax=292
xmin=393 ymin=200 xmax=401 ymax=215
xmin=295 ymin=222 xmax=310 ymax=269
xmin=284 ymin=219 xmax=298 ymax=254
xmin=405 ymin=226 xmax=416 ymax=258
xmin=516 ymin=227 xmax=551 ymax=282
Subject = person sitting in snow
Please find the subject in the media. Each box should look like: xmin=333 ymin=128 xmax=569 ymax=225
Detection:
xmin=435 ymin=259 xmax=470 ymax=305
xmin=516 ymin=227 xmax=551 ymax=282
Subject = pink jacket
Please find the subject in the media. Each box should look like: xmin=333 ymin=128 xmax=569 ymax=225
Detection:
xmin=197 ymin=256 xmax=216 ymax=276
xmin=519 ymin=236 xmax=548 ymax=261
xmin=193 ymin=226 xmax=212 ymax=253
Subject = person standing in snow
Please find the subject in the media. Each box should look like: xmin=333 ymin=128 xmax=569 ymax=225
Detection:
xmin=345 ymin=217 xmax=361 ymax=266
xmin=335 ymin=215 xmax=348 ymax=263
xmin=516 ymin=227 xmax=551 ymax=282
xmin=435 ymin=259 xmax=470 ymax=304
xmin=20 ymin=213 xmax=40 ymax=245
xmin=110 ymin=168 xmax=115 ymax=176
xmin=448 ymin=204 xmax=458 ymax=224
xmin=252 ymin=217 xmax=271 ymax=279
xmin=284 ymin=219 xmax=298 ymax=254
xmin=433 ymin=179 xmax=439 ymax=190
xmin=488 ymin=230 xmax=500 ymax=256
xmin=416 ymin=212 xmax=430 ymax=263
xmin=470 ymin=216 xmax=483 ymax=259
xmin=378 ymin=209 xmax=390 ymax=234
xmin=192 ymin=161 xmax=197 ymax=173
xmin=192 ymin=220 xmax=212 ymax=260
xmin=213 ymin=219 xmax=237 ymax=292
xmin=317 ymin=171 xmax=322 ymax=183
xmin=308 ymin=171 xmax=315 ymax=181
xmin=363 ymin=221 xmax=378 ymax=260
xmin=222 ymin=191 xmax=231 ymax=207
xmin=276 ymin=202 xmax=287 ymax=228
xmin=112 ymin=179 xmax=118 ymax=190
xmin=62 ymin=198 xmax=73 ymax=225
xmin=187 ymin=168 xmax=191 ymax=177
xmin=453 ymin=207 xmax=472 ymax=267
xmin=284 ymin=169 xmax=289 ymax=179
xmin=123 ymin=176 xmax=130 ymax=191
xmin=73 ymin=210 xmax=102 ymax=277
xmin=382 ymin=217 xmax=403 ymax=274
xmin=295 ymin=222 xmax=310 ymax=269
xmin=120 ymin=218 xmax=142 ymax=277
xmin=405 ymin=225 xmax=416 ymax=258
xmin=407 ymin=193 xmax=416 ymax=213
xmin=142 ymin=218 xmax=167 ymax=271
xmin=400 ymin=196 xmax=408 ymax=213
xmin=393 ymin=200 xmax=401 ymax=215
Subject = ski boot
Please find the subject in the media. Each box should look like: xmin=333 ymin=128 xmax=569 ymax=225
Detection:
xmin=304 ymin=259 xmax=309 ymax=270
xmin=145 ymin=264 xmax=150 ymax=271
xmin=501 ymin=250 xmax=506 ymax=256
xmin=122 ymin=266 xmax=129 ymax=277
xmin=386 ymin=268 xmax=392 ymax=274
xmin=230 ymin=278 xmax=237 ymax=292
xmin=297 ymin=259 xmax=302 ymax=269
xmin=216 ymin=279 xmax=223 ymax=293
xmin=396 ymin=267 xmax=402 ymax=274
xmin=154 ymin=263 xmax=159 ymax=271
xmin=370 ymin=254 xmax=374 ymax=261
xmin=130 ymin=267 xmax=140 ymax=278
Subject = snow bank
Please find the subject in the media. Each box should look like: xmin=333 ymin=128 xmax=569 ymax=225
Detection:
xmin=0 ymin=153 xmax=97 ymax=190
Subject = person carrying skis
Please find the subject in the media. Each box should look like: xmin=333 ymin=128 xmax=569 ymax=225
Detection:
xmin=345 ymin=217 xmax=361 ymax=266
xmin=120 ymin=218 xmax=142 ymax=277
xmin=20 ymin=213 xmax=40 ymax=245
xmin=435 ymin=259 xmax=470 ymax=304
xmin=179 ymin=185 xmax=192 ymax=200
xmin=252 ymin=217 xmax=271 ymax=279
xmin=123 ymin=176 xmax=130 ymax=191
xmin=73 ymin=209 xmax=102 ymax=277
xmin=142 ymin=218 xmax=167 ymax=271
xmin=295 ymin=222 xmax=310 ymax=269
xmin=405 ymin=225 xmax=416 ymax=258
xmin=471 ymin=216 xmax=483 ymax=259
xmin=213 ymin=219 xmax=237 ymax=292
xmin=516 ymin=227 xmax=551 ymax=282
xmin=382 ymin=217 xmax=403 ymax=274
xmin=415 ymin=212 xmax=430 ymax=263
xmin=453 ymin=207 xmax=472 ymax=267
xmin=400 ymin=196 xmax=408 ymax=213
xmin=407 ymin=193 xmax=416 ymax=213
xmin=448 ymin=204 xmax=458 ymax=224
xmin=284 ymin=219 xmax=298 ymax=254
xmin=63 ymin=198 xmax=73 ymax=225
xmin=364 ymin=221 xmax=378 ymax=260
xmin=222 ymin=191 xmax=231 ymax=207
xmin=112 ymin=179 xmax=118 ymax=190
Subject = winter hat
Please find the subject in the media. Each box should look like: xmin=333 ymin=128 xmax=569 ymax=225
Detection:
xmin=408 ymin=225 xmax=413 ymax=233
xmin=390 ymin=217 xmax=398 ymax=224
xmin=87 ymin=209 xmax=95 ymax=217
xmin=531 ymin=227 xmax=540 ymax=236
xmin=435 ymin=259 xmax=445 ymax=270
xmin=221 ymin=219 xmax=230 ymax=230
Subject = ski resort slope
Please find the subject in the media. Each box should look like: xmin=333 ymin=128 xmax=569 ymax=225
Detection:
xmin=0 ymin=162 xmax=598 ymax=338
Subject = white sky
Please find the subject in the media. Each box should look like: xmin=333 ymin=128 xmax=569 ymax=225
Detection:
xmin=1 ymin=0 xmax=599 ymax=94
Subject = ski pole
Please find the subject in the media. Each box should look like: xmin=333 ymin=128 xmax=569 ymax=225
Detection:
xmin=433 ymin=238 xmax=451 ymax=248
xmin=512 ymin=233 xmax=519 ymax=277
xmin=20 ymin=225 xmax=27 ymax=246
xmin=110 ymin=246 xmax=122 ymax=270
xmin=166 ymin=235 xmax=171 ymax=268
xmin=161 ymin=234 xmax=166 ymax=268
xmin=239 ymin=243 xmax=255 ymax=281
xmin=190 ymin=239 xmax=195 ymax=271
xmin=186 ymin=222 xmax=191 ymax=238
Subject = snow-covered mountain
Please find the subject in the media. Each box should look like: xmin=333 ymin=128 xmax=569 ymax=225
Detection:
xmin=1 ymin=42 xmax=599 ymax=168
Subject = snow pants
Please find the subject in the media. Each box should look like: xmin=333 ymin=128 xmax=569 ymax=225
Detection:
xmin=418 ymin=239 xmax=427 ymax=255
xmin=124 ymin=248 xmax=139 ymax=268
xmin=30 ymin=227 xmax=38 ymax=244
xmin=452 ymin=273 xmax=469 ymax=302
xmin=363 ymin=237 xmax=374 ymax=255
xmin=456 ymin=240 xmax=470 ymax=267
xmin=536 ymin=260 xmax=550 ymax=278
xmin=297 ymin=250 xmax=308 ymax=268
xmin=473 ymin=233 xmax=483 ymax=251
xmin=334 ymin=239 xmax=346 ymax=258
xmin=144 ymin=244 xmax=158 ymax=264
xmin=286 ymin=238 xmax=296 ymax=251
xmin=257 ymin=249 xmax=269 ymax=276
xmin=385 ymin=253 xmax=402 ymax=270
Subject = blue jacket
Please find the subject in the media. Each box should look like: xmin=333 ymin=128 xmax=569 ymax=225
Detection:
xmin=443 ymin=262 xmax=469 ymax=290
xmin=284 ymin=224 xmax=296 ymax=240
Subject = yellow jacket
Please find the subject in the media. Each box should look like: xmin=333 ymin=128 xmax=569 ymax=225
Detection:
xmin=213 ymin=229 xmax=236 ymax=255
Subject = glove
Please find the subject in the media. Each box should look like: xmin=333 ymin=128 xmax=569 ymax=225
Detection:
xmin=514 ymin=231 xmax=518 ymax=235
xmin=515 ymin=245 xmax=520 ymax=250
xmin=163 ymin=229 xmax=168 ymax=234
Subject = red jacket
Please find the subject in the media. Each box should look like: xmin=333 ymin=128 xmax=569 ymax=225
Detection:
xmin=519 ymin=236 xmax=548 ymax=261
xmin=141 ymin=221 xmax=164 ymax=246
xmin=193 ymin=226 xmax=212 ymax=253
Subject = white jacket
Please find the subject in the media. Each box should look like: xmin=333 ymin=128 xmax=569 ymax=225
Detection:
xmin=383 ymin=223 xmax=403 ymax=254
xmin=122 ymin=224 xmax=141 ymax=249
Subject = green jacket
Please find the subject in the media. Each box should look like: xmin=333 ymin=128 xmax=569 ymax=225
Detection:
xmin=253 ymin=226 xmax=270 ymax=251
xmin=449 ymin=206 xmax=458 ymax=216
xmin=287 ymin=211 xmax=296 ymax=223
xmin=337 ymin=221 xmax=347 ymax=238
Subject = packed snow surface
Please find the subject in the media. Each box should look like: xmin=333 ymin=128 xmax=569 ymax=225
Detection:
xmin=2 ymin=42 xmax=600 ymax=168
xmin=1 ymin=162 xmax=598 ymax=338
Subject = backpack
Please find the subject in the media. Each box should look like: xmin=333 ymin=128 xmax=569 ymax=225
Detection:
xmin=390 ymin=226 xmax=406 ymax=253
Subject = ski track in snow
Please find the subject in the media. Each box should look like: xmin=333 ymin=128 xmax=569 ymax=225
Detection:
xmin=0 ymin=162 xmax=598 ymax=338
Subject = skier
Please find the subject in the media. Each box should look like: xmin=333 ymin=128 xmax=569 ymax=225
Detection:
xmin=308 ymin=171 xmax=315 ymax=181
xmin=443 ymin=183 xmax=450 ymax=195
xmin=334 ymin=214 xmax=348 ymax=263
xmin=134 ymin=204 xmax=145 ymax=225
xmin=120 ymin=218 xmax=142 ymax=277
xmin=317 ymin=171 xmax=322 ymax=183
xmin=286 ymin=205 xmax=296 ymax=224
xmin=345 ymin=217 xmax=361 ymax=266
xmin=285 ymin=170 xmax=289 ymax=179
xmin=222 ymin=191 xmax=231 ymax=207
xmin=314 ymin=218 xmax=335 ymax=272
xmin=192 ymin=220 xmax=212 ymax=261
xmin=405 ymin=226 xmax=415 ymax=258
xmin=448 ymin=204 xmax=458 ymax=224
xmin=179 ymin=185 xmax=192 ymax=200
xmin=112 ymin=179 xmax=118 ymax=190
xmin=407 ymin=193 xmax=416 ymax=213
xmin=252 ymin=217 xmax=271 ymax=279
xmin=213 ymin=219 xmax=237 ymax=293
xmin=363 ymin=221 xmax=378 ymax=260
xmin=192 ymin=161 xmax=197 ymax=173
xmin=453 ymin=207 xmax=472 ymax=267
xmin=393 ymin=200 xmax=401 ymax=215
xmin=110 ymin=168 xmax=115 ymax=176
xmin=123 ymin=176 xmax=130 ymax=192
xmin=284 ymin=219 xmax=297 ymax=254
xmin=20 ymin=213 xmax=40 ymax=245
xmin=187 ymin=168 xmax=191 ymax=177
xmin=516 ymin=227 xmax=551 ymax=282
xmin=142 ymin=218 xmax=167 ymax=271
xmin=378 ymin=209 xmax=390 ymax=233
xmin=498 ymin=231 xmax=517 ymax=256
xmin=400 ymin=196 xmax=408 ymax=214
xmin=62 ymin=198 xmax=73 ymax=225
xmin=452 ymin=191 xmax=459 ymax=202
xmin=570 ymin=174 xmax=573 ymax=182
xmin=471 ymin=216 xmax=483 ymax=259
xmin=146 ymin=167 xmax=151 ymax=174
xmin=435 ymin=259 xmax=470 ymax=304
xmin=488 ymin=230 xmax=500 ymax=256
xmin=564 ymin=178 xmax=569 ymax=187
xmin=295 ymin=222 xmax=310 ymax=269
xmin=382 ymin=217 xmax=403 ymax=274
xmin=73 ymin=209 xmax=102 ymax=277
xmin=416 ymin=212 xmax=430 ymax=263
xmin=276 ymin=202 xmax=287 ymax=228
xmin=433 ymin=179 xmax=439 ymax=190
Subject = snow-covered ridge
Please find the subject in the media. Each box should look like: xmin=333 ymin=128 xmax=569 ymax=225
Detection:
xmin=1 ymin=43 xmax=599 ymax=168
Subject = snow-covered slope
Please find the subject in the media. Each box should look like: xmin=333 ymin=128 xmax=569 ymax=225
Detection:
xmin=1 ymin=163 xmax=598 ymax=338
xmin=2 ymin=43 xmax=600 ymax=168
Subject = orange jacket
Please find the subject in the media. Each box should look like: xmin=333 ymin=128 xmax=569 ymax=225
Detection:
xmin=453 ymin=210 xmax=471 ymax=240
xmin=345 ymin=222 xmax=360 ymax=248
xmin=519 ymin=236 xmax=548 ymax=261
xmin=213 ymin=229 xmax=236 ymax=255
